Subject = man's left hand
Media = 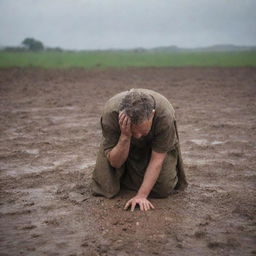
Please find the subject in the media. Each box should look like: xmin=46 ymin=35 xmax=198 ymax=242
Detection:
xmin=124 ymin=195 xmax=155 ymax=211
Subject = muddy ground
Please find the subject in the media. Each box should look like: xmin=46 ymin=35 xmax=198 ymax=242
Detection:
xmin=0 ymin=67 xmax=255 ymax=256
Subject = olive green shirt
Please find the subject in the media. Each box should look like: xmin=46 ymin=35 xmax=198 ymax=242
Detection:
xmin=101 ymin=89 xmax=178 ymax=155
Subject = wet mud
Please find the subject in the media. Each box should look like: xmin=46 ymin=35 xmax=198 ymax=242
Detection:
xmin=0 ymin=67 xmax=255 ymax=255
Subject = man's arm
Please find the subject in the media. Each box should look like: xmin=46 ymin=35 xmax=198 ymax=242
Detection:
xmin=137 ymin=151 xmax=167 ymax=197
xmin=124 ymin=151 xmax=167 ymax=211
xmin=107 ymin=112 xmax=131 ymax=168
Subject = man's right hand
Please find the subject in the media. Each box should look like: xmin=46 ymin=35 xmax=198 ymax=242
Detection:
xmin=107 ymin=111 xmax=132 ymax=168
xmin=119 ymin=111 xmax=132 ymax=138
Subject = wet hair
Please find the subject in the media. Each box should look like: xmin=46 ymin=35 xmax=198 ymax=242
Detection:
xmin=119 ymin=89 xmax=155 ymax=124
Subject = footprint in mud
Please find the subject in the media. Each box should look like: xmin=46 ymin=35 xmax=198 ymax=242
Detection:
xmin=81 ymin=236 xmax=96 ymax=248
xmin=43 ymin=218 xmax=60 ymax=226
xmin=208 ymin=241 xmax=226 ymax=249
xmin=31 ymin=233 xmax=41 ymax=238
xmin=68 ymin=191 xmax=90 ymax=204
xmin=56 ymin=241 xmax=68 ymax=249
xmin=197 ymin=214 xmax=213 ymax=227
xmin=23 ymin=201 xmax=35 ymax=207
xmin=208 ymin=238 xmax=241 ymax=250
xmin=17 ymin=224 xmax=37 ymax=230
xmin=4 ymin=209 xmax=33 ymax=216
xmin=81 ymin=237 xmax=113 ymax=255
xmin=23 ymin=225 xmax=36 ymax=230
xmin=194 ymin=230 xmax=207 ymax=239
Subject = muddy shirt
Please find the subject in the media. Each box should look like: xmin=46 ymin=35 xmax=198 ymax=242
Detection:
xmin=92 ymin=88 xmax=187 ymax=197
xmin=101 ymin=89 xmax=178 ymax=156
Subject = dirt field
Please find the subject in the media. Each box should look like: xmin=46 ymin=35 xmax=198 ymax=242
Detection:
xmin=0 ymin=67 xmax=255 ymax=256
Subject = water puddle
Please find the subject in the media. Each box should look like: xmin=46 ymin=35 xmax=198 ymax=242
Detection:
xmin=9 ymin=106 xmax=78 ymax=113
xmin=184 ymin=158 xmax=209 ymax=165
xmin=243 ymin=170 xmax=256 ymax=177
xmin=190 ymin=139 xmax=208 ymax=145
xmin=189 ymin=139 xmax=226 ymax=146
xmin=0 ymin=187 xmax=54 ymax=215
xmin=78 ymin=161 xmax=95 ymax=170
xmin=211 ymin=141 xmax=225 ymax=145
xmin=0 ymin=155 xmax=78 ymax=177
xmin=24 ymin=149 xmax=40 ymax=155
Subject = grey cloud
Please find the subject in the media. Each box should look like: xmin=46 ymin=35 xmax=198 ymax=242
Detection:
xmin=0 ymin=0 xmax=255 ymax=49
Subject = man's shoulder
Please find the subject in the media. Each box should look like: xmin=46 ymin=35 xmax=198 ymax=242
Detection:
xmin=149 ymin=91 xmax=175 ymax=120
xmin=104 ymin=91 xmax=127 ymax=113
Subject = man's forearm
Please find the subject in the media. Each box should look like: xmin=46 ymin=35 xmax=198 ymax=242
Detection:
xmin=137 ymin=152 xmax=166 ymax=197
xmin=108 ymin=134 xmax=131 ymax=168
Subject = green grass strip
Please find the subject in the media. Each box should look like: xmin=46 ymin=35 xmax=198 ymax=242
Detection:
xmin=0 ymin=51 xmax=256 ymax=68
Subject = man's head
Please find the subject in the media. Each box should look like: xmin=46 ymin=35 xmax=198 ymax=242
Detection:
xmin=119 ymin=89 xmax=155 ymax=139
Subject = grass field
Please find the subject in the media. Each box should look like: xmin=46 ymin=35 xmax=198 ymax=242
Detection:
xmin=0 ymin=51 xmax=256 ymax=68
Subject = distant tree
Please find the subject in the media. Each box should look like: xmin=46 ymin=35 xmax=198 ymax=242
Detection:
xmin=46 ymin=47 xmax=63 ymax=52
xmin=22 ymin=38 xmax=44 ymax=51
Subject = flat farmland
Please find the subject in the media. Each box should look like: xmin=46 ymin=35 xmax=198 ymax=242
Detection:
xmin=1 ymin=51 xmax=256 ymax=68
xmin=0 ymin=67 xmax=255 ymax=256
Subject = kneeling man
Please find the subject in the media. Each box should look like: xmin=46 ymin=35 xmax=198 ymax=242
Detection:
xmin=91 ymin=89 xmax=187 ymax=211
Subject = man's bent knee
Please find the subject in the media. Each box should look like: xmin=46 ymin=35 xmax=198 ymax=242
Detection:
xmin=151 ymin=176 xmax=178 ymax=198
xmin=91 ymin=179 xmax=120 ymax=199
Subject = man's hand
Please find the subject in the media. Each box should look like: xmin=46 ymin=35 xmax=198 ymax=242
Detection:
xmin=107 ymin=111 xmax=131 ymax=168
xmin=119 ymin=111 xmax=132 ymax=138
xmin=124 ymin=195 xmax=155 ymax=212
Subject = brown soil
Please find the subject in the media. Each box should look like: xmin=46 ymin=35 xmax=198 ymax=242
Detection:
xmin=0 ymin=67 xmax=255 ymax=256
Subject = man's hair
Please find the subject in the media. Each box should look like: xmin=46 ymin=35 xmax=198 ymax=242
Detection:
xmin=119 ymin=89 xmax=155 ymax=124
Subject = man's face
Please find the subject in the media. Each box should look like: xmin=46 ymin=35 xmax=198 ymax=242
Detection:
xmin=131 ymin=112 xmax=154 ymax=139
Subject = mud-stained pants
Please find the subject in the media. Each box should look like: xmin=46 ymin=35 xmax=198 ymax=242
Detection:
xmin=91 ymin=142 xmax=186 ymax=199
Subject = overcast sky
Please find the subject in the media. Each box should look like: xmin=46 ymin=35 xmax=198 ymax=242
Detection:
xmin=0 ymin=0 xmax=256 ymax=50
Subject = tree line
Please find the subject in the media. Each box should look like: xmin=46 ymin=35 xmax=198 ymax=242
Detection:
xmin=3 ymin=38 xmax=62 ymax=52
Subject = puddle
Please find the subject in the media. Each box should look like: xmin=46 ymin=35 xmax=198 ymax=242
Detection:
xmin=184 ymin=158 xmax=209 ymax=165
xmin=190 ymin=139 xmax=226 ymax=146
xmin=190 ymin=139 xmax=208 ymax=145
xmin=198 ymin=183 xmax=226 ymax=192
xmin=0 ymin=187 xmax=54 ymax=215
xmin=0 ymin=155 xmax=78 ymax=177
xmin=243 ymin=170 xmax=256 ymax=177
xmin=184 ymin=156 xmax=239 ymax=166
xmin=24 ymin=149 xmax=40 ymax=155
xmin=9 ymin=106 xmax=78 ymax=113
xmin=52 ymin=156 xmax=77 ymax=167
xmin=211 ymin=141 xmax=225 ymax=145
xmin=78 ymin=161 xmax=95 ymax=170
xmin=0 ymin=165 xmax=52 ymax=177
xmin=0 ymin=186 xmax=72 ymax=219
